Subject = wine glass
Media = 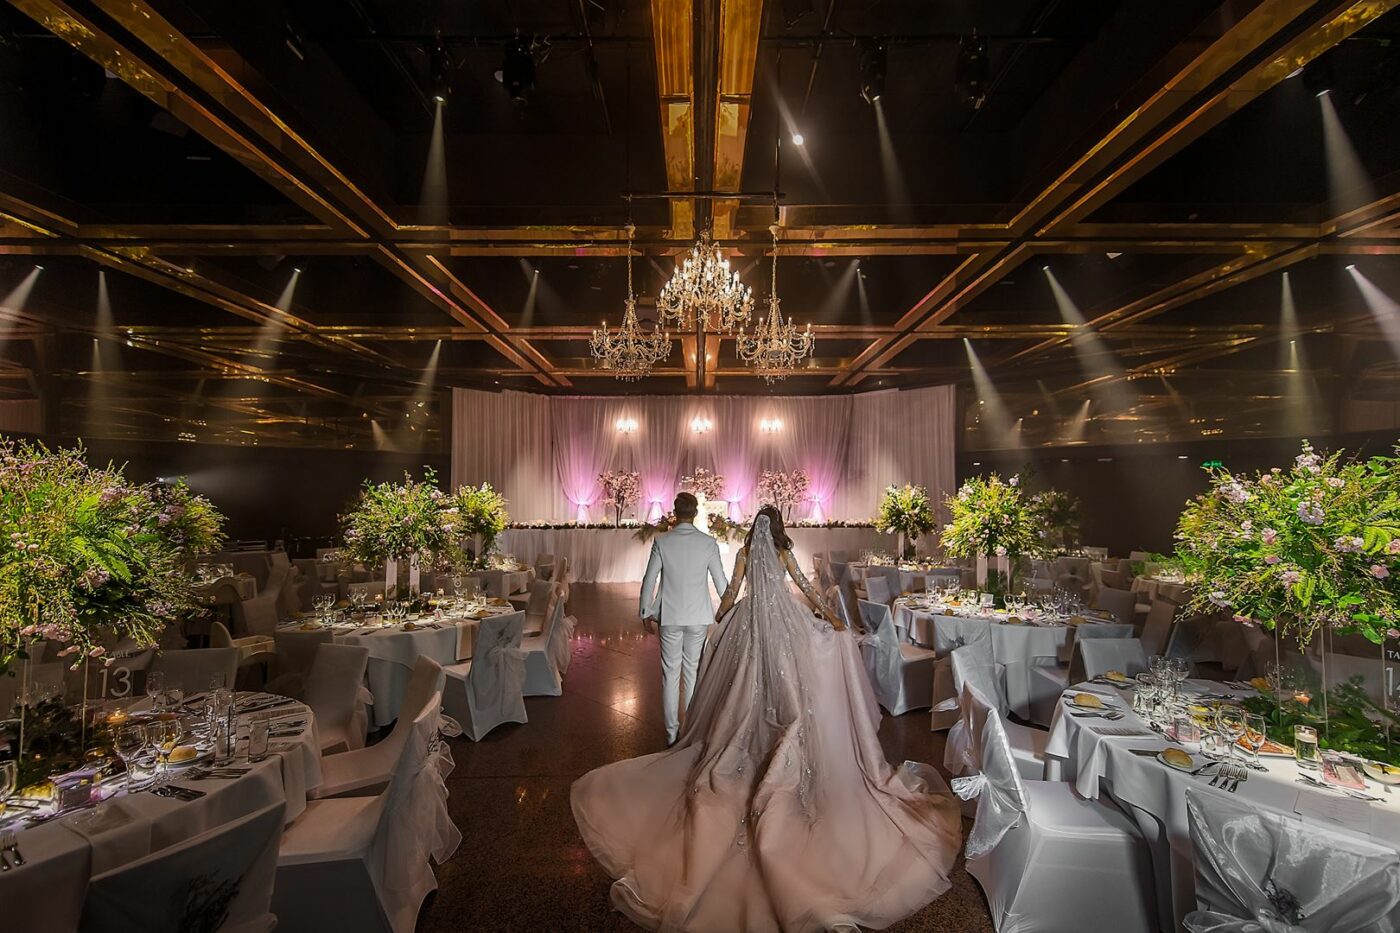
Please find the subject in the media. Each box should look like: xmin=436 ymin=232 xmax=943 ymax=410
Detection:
xmin=145 ymin=670 xmax=166 ymax=710
xmin=0 ymin=761 xmax=16 ymax=817
xmin=1217 ymin=707 xmax=1246 ymax=763
xmin=1243 ymin=712 xmax=1268 ymax=770
xmin=113 ymin=724 xmax=152 ymax=790
xmin=1170 ymin=658 xmax=1190 ymax=693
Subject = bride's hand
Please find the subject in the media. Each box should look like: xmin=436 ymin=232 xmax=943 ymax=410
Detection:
xmin=823 ymin=609 xmax=845 ymax=631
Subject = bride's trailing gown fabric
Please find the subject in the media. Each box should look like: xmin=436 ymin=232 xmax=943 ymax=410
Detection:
xmin=571 ymin=517 xmax=962 ymax=932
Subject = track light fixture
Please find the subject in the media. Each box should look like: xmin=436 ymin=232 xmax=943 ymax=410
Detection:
xmin=858 ymin=38 xmax=887 ymax=105
xmin=499 ymin=36 xmax=535 ymax=104
xmin=1301 ymin=57 xmax=1332 ymax=97
xmin=428 ymin=35 xmax=452 ymax=104
xmin=955 ymin=35 xmax=991 ymax=110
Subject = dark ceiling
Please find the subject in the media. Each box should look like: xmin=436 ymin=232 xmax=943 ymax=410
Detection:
xmin=0 ymin=0 xmax=1399 ymax=451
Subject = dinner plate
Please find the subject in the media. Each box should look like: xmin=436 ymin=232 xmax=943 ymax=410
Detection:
xmin=1157 ymin=751 xmax=1199 ymax=771
xmin=1067 ymin=695 xmax=1113 ymax=711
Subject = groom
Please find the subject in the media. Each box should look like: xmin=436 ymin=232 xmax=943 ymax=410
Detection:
xmin=639 ymin=492 xmax=729 ymax=746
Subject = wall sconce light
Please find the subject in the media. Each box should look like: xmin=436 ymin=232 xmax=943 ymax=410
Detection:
xmin=759 ymin=417 xmax=783 ymax=434
xmin=689 ymin=415 xmax=713 ymax=434
xmin=615 ymin=417 xmax=638 ymax=434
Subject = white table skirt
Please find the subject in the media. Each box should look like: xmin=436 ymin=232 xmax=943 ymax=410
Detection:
xmin=1043 ymin=679 xmax=1400 ymax=931
xmin=4 ymin=698 xmax=321 ymax=933
xmin=498 ymin=526 xmax=885 ymax=583
xmin=893 ymin=603 xmax=1068 ymax=718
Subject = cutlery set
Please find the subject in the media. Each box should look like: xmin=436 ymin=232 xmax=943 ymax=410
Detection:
xmin=185 ymin=766 xmax=253 ymax=781
xmin=1069 ymin=710 xmax=1125 ymax=721
xmin=152 ymin=784 xmax=205 ymax=801
xmin=0 ymin=830 xmax=22 ymax=871
xmin=1207 ymin=763 xmax=1249 ymax=792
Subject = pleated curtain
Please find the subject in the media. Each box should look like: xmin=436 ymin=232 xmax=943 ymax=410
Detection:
xmin=451 ymin=385 xmax=956 ymax=524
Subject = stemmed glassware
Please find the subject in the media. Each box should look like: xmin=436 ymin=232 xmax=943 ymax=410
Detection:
xmin=0 ymin=761 xmax=16 ymax=818
xmin=1217 ymin=707 xmax=1246 ymax=764
xmin=1243 ymin=712 xmax=1268 ymax=770
xmin=313 ymin=594 xmax=334 ymax=623
xmin=146 ymin=670 xmax=166 ymax=710
xmin=114 ymin=724 xmax=153 ymax=790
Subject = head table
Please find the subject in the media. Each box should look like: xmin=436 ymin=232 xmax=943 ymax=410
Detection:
xmin=497 ymin=525 xmax=885 ymax=583
xmin=1044 ymin=678 xmax=1400 ymax=932
xmin=1 ymin=693 xmax=321 ymax=933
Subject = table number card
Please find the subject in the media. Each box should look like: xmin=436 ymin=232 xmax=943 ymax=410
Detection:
xmin=1293 ymin=789 xmax=1375 ymax=836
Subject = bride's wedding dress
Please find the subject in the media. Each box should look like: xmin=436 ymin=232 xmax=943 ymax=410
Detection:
xmin=571 ymin=515 xmax=962 ymax=932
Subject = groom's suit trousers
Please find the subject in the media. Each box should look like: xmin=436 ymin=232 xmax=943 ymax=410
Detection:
xmin=660 ymin=625 xmax=708 ymax=742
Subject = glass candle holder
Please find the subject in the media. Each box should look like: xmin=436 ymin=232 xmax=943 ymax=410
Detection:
xmin=1294 ymin=725 xmax=1320 ymax=771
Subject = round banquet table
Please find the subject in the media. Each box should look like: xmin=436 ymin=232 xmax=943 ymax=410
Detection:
xmin=469 ymin=568 xmax=531 ymax=598
xmin=893 ymin=600 xmax=1073 ymax=719
xmin=1 ymin=694 xmax=321 ymax=933
xmin=279 ymin=607 xmax=523 ymax=727
xmin=497 ymin=525 xmax=885 ymax=583
xmin=1043 ymin=678 xmax=1400 ymax=932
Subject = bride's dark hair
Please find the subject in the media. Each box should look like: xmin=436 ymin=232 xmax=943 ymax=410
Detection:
xmin=746 ymin=504 xmax=793 ymax=552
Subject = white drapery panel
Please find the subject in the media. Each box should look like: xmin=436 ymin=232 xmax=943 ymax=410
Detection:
xmin=451 ymin=385 xmax=956 ymax=523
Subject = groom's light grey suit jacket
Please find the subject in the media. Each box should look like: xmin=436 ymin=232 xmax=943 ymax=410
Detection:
xmin=639 ymin=523 xmax=729 ymax=627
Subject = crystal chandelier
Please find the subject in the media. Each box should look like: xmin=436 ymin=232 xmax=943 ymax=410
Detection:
xmin=656 ymin=227 xmax=753 ymax=333
xmin=736 ymin=229 xmax=814 ymax=383
xmin=590 ymin=226 xmax=671 ymax=381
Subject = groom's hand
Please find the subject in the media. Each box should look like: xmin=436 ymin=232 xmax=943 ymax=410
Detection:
xmin=640 ymin=615 xmax=657 ymax=635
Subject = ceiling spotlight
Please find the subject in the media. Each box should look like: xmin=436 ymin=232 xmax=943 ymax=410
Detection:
xmin=791 ymin=132 xmax=804 ymax=146
xmin=1301 ymin=57 xmax=1332 ymax=96
xmin=1106 ymin=252 xmax=1122 ymax=260
xmin=428 ymin=36 xmax=452 ymax=104
xmin=499 ymin=36 xmax=535 ymax=104
xmin=954 ymin=35 xmax=991 ymax=110
xmin=284 ymin=22 xmax=306 ymax=61
xmin=858 ymin=39 xmax=887 ymax=105
xmin=292 ymin=266 xmax=304 ymax=274
xmin=1286 ymin=65 xmax=1304 ymax=79
xmin=1347 ymin=264 xmax=1357 ymax=271
xmin=34 ymin=264 xmax=44 ymax=271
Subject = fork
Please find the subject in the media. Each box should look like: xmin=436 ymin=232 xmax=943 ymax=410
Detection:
xmin=1070 ymin=711 xmax=1124 ymax=720
xmin=0 ymin=829 xmax=20 ymax=867
xmin=1229 ymin=766 xmax=1249 ymax=793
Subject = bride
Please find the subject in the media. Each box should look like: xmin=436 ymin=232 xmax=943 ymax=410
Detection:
xmin=571 ymin=506 xmax=962 ymax=932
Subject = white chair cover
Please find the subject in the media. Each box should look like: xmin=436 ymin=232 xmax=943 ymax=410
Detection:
xmin=825 ymin=584 xmax=854 ymax=632
xmin=522 ymin=597 xmax=566 ymax=697
xmin=951 ymin=684 xmax=1028 ymax=860
xmin=82 ymin=802 xmax=284 ymax=933
xmin=1183 ymin=788 xmax=1400 ymax=933
xmin=1076 ymin=637 xmax=1148 ymax=682
xmin=857 ymin=599 xmax=935 ymax=716
xmin=312 ymin=656 xmax=445 ymax=798
xmin=1140 ymin=597 xmax=1178 ymax=657
xmin=943 ymin=634 xmax=1003 ymax=776
xmin=304 ymin=643 xmax=372 ymax=754
xmin=445 ymin=612 xmax=528 ymax=741
xmin=1091 ymin=585 xmax=1138 ymax=626
xmin=149 ymin=647 xmax=240 ymax=695
xmin=270 ymin=628 xmax=333 ymax=697
xmin=521 ymin=580 xmax=555 ymax=636
xmin=864 ymin=574 xmax=893 ymax=607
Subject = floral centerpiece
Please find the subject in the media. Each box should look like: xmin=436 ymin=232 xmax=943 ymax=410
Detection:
xmin=341 ymin=468 xmax=462 ymax=575
xmin=449 ymin=483 xmax=510 ymax=569
xmin=1027 ymin=488 xmax=1081 ymax=558
xmin=757 ymin=469 xmax=811 ymax=522
xmin=681 ymin=467 xmax=726 ymax=501
xmin=0 ymin=439 xmax=219 ymax=677
xmin=598 ymin=470 xmax=641 ymax=526
xmin=1241 ymin=667 xmax=1400 ymax=766
xmin=874 ymin=484 xmax=937 ymax=560
xmin=940 ymin=473 xmax=1036 ymax=599
xmin=1175 ymin=440 xmax=1400 ymax=646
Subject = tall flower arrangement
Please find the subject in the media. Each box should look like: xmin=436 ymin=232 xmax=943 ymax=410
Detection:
xmin=874 ymin=484 xmax=937 ymax=559
xmin=941 ymin=474 xmax=1036 ymax=594
xmin=0 ymin=439 xmax=223 ymax=675
xmin=598 ymin=470 xmax=641 ymax=526
xmin=1027 ymin=488 xmax=1081 ymax=558
xmin=449 ymin=483 xmax=510 ymax=568
xmin=757 ymin=469 xmax=811 ymax=521
xmin=1175 ymin=441 xmax=1400 ymax=645
xmin=681 ymin=467 xmax=726 ymax=501
xmin=341 ymin=468 xmax=461 ymax=568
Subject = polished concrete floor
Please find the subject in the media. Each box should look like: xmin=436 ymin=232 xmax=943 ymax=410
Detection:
xmin=419 ymin=583 xmax=996 ymax=932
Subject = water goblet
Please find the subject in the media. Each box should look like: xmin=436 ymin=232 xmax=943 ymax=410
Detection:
xmin=1217 ymin=707 xmax=1246 ymax=763
xmin=114 ymin=724 xmax=154 ymax=791
xmin=145 ymin=670 xmax=166 ymax=708
xmin=1243 ymin=712 xmax=1267 ymax=769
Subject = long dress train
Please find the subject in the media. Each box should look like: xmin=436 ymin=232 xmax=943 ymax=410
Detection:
xmin=571 ymin=517 xmax=962 ymax=932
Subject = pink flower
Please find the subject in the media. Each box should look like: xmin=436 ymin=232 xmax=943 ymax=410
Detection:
xmin=1260 ymin=528 xmax=1278 ymax=545
xmin=1280 ymin=570 xmax=1301 ymax=587
xmin=1371 ymin=564 xmax=1390 ymax=580
xmin=1327 ymin=477 xmax=1345 ymax=489
xmin=1264 ymin=554 xmax=1280 ymax=565
xmin=1388 ymin=540 xmax=1400 ymax=555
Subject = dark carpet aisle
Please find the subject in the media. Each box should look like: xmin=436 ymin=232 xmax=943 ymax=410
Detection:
xmin=418 ymin=583 xmax=996 ymax=932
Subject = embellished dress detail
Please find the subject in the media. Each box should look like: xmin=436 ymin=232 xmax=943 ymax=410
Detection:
xmin=571 ymin=517 xmax=962 ymax=932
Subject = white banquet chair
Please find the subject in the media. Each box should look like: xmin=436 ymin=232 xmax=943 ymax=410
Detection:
xmin=312 ymin=656 xmax=444 ymax=798
xmin=1139 ymin=596 xmax=1178 ymax=658
xmin=444 ymin=612 xmax=528 ymax=741
xmin=304 ymin=643 xmax=373 ymax=754
xmin=522 ymin=596 xmax=568 ymax=696
xmin=826 ymin=585 xmax=855 ymax=633
xmin=81 ymin=802 xmax=285 ymax=933
xmin=956 ymin=684 xmax=1155 ymax=933
xmin=1076 ymin=637 xmax=1149 ymax=682
xmin=942 ymin=637 xmax=1046 ymax=782
xmin=270 ymin=628 xmax=333 ymax=697
xmin=149 ymin=647 xmax=240 ymax=695
xmin=1182 ymin=788 xmax=1400 ymax=932
xmin=519 ymin=580 xmax=555 ymax=637
xmin=274 ymin=698 xmax=459 ymax=933
xmin=929 ymin=614 xmax=994 ymax=730
xmin=857 ymin=599 xmax=935 ymax=716
xmin=1091 ymin=585 xmax=1138 ymax=627
xmin=863 ymin=574 xmax=893 ymax=607
xmin=1026 ymin=623 xmax=1134 ymax=726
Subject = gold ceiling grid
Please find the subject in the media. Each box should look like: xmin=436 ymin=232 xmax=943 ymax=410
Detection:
xmin=0 ymin=0 xmax=1395 ymax=445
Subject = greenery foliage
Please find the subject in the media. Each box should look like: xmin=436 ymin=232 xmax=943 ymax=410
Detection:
xmin=1027 ymin=488 xmax=1081 ymax=557
xmin=341 ymin=468 xmax=460 ymax=567
xmin=940 ymin=473 xmax=1037 ymax=562
xmin=1175 ymin=441 xmax=1400 ymax=645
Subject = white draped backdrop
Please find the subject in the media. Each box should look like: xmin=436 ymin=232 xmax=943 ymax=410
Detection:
xmin=451 ymin=385 xmax=957 ymax=525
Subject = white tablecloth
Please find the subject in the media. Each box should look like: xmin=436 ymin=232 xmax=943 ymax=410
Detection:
xmin=498 ymin=526 xmax=884 ymax=583
xmin=469 ymin=568 xmax=531 ymax=597
xmin=1043 ymin=679 xmax=1400 ymax=931
xmin=3 ymin=697 xmax=321 ymax=933
xmin=893 ymin=602 xmax=1069 ymax=718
